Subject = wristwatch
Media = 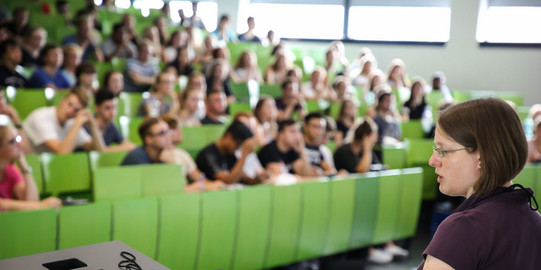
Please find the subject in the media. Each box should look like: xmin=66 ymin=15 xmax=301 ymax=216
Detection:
xmin=21 ymin=166 xmax=33 ymax=175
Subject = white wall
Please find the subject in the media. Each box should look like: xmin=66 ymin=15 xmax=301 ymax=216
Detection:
xmin=220 ymin=0 xmax=541 ymax=105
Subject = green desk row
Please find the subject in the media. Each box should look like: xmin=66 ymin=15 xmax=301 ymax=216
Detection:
xmin=0 ymin=168 xmax=423 ymax=270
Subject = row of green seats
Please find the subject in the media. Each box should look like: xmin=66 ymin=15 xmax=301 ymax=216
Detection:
xmin=0 ymin=168 xmax=424 ymax=270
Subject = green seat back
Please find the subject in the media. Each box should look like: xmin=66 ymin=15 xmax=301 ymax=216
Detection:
xmin=497 ymin=92 xmax=523 ymax=106
xmin=259 ymin=83 xmax=282 ymax=98
xmin=233 ymin=185 xmax=272 ymax=269
xmin=264 ymin=184 xmax=302 ymax=268
xmin=178 ymin=125 xmax=227 ymax=157
xmin=382 ymin=145 xmax=406 ymax=169
xmin=229 ymin=82 xmax=251 ymax=100
xmin=227 ymin=42 xmax=256 ymax=66
xmin=426 ymin=91 xmax=445 ymax=106
xmin=229 ymin=102 xmax=252 ymax=116
xmin=118 ymin=92 xmax=144 ymax=117
xmin=41 ymin=152 xmax=91 ymax=196
xmin=400 ymin=120 xmax=425 ymax=140
xmin=23 ymin=153 xmax=44 ymax=194
xmin=112 ymin=197 xmax=159 ymax=259
xmin=88 ymin=150 xmax=128 ymax=169
xmin=58 ymin=202 xmax=112 ymax=249
xmin=324 ymin=177 xmax=356 ymax=255
xmin=140 ymin=164 xmax=184 ymax=197
xmin=514 ymin=165 xmax=537 ymax=194
xmin=405 ymin=139 xmax=433 ymax=167
xmin=296 ymin=181 xmax=330 ymax=261
xmin=373 ymin=170 xmax=402 ymax=244
xmin=157 ymin=193 xmax=201 ymax=270
xmin=0 ymin=209 xmax=57 ymax=259
xmin=395 ymin=168 xmax=423 ymax=239
xmin=119 ymin=116 xmax=144 ymax=145
xmin=197 ymin=190 xmax=238 ymax=270
xmin=49 ymin=90 xmax=70 ymax=107
xmin=350 ymin=174 xmax=379 ymax=248
xmin=3 ymin=88 xmax=49 ymax=120
xmin=450 ymin=90 xmax=470 ymax=102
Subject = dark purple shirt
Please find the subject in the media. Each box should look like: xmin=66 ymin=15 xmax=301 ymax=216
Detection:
xmin=418 ymin=186 xmax=541 ymax=270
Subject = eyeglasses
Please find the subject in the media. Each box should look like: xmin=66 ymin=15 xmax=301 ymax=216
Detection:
xmin=432 ymin=145 xmax=468 ymax=158
xmin=1 ymin=134 xmax=22 ymax=147
xmin=149 ymin=130 xmax=171 ymax=137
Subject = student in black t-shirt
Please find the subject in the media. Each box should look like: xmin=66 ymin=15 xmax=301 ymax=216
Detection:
xmin=334 ymin=118 xmax=380 ymax=173
xmin=258 ymin=119 xmax=312 ymax=177
xmin=303 ymin=112 xmax=336 ymax=176
xmin=195 ymin=120 xmax=256 ymax=184
xmin=0 ymin=39 xmax=26 ymax=88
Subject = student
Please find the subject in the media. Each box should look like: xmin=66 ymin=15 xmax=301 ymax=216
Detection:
xmin=195 ymin=120 xmax=257 ymax=184
xmin=23 ymin=88 xmax=104 ymax=153
xmin=26 ymin=44 xmax=71 ymax=89
xmin=303 ymin=112 xmax=336 ymax=176
xmin=0 ymin=38 xmax=26 ymax=88
xmin=201 ymin=89 xmax=228 ymax=125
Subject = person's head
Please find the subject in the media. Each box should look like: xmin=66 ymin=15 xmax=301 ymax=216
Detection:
xmin=139 ymin=117 xmax=171 ymax=149
xmin=0 ymin=24 xmax=11 ymax=42
xmin=186 ymin=72 xmax=206 ymax=91
xmin=247 ymin=16 xmax=255 ymax=30
xmin=191 ymin=1 xmax=199 ymax=14
xmin=534 ymin=116 xmax=541 ymax=137
xmin=143 ymin=26 xmax=160 ymax=43
xmin=75 ymin=62 xmax=97 ymax=88
xmin=175 ymin=46 xmax=189 ymax=65
xmin=333 ymin=75 xmax=350 ymax=98
xmin=40 ymin=44 xmax=63 ymax=69
xmin=360 ymin=54 xmax=377 ymax=74
xmin=303 ymin=112 xmax=326 ymax=145
xmin=387 ymin=58 xmax=406 ymax=81
xmin=338 ymin=98 xmax=358 ymax=121
xmin=277 ymin=119 xmax=302 ymax=150
xmin=112 ymin=23 xmax=126 ymax=44
xmin=368 ymin=71 xmax=385 ymax=91
xmin=23 ymin=26 xmax=47 ymax=50
xmin=180 ymin=87 xmax=203 ymax=113
xmin=62 ymin=43 xmax=83 ymax=69
xmin=273 ymin=53 xmax=287 ymax=70
xmin=207 ymin=59 xmax=228 ymax=81
xmin=122 ymin=14 xmax=135 ymax=30
xmin=137 ymin=40 xmax=153 ymax=62
xmin=74 ymin=14 xmax=94 ymax=40
xmin=281 ymin=79 xmax=299 ymax=99
xmin=168 ymin=30 xmax=182 ymax=47
xmin=353 ymin=118 xmax=378 ymax=144
xmin=376 ymin=89 xmax=392 ymax=112
xmin=233 ymin=112 xmax=257 ymax=133
xmin=12 ymin=7 xmax=29 ymax=30
xmin=236 ymin=50 xmax=256 ymax=69
xmin=0 ymin=125 xmax=23 ymax=163
xmin=432 ymin=71 xmax=446 ymax=90
xmin=310 ymin=66 xmax=326 ymax=85
xmin=55 ymin=0 xmax=69 ymax=14
xmin=0 ymin=38 xmax=22 ymax=66
xmin=429 ymin=98 xmax=527 ymax=197
xmin=408 ymin=77 xmax=427 ymax=103
xmin=254 ymin=96 xmax=277 ymax=123
xmin=218 ymin=14 xmax=230 ymax=29
xmin=325 ymin=49 xmax=335 ymax=64
xmin=205 ymin=89 xmax=227 ymax=116
xmin=58 ymin=88 xmax=90 ymax=120
xmin=152 ymin=72 xmax=175 ymax=94
xmin=212 ymin=47 xmax=226 ymax=60
xmin=94 ymin=89 xmax=117 ymax=124
xmin=102 ymin=71 xmax=124 ymax=96
xmin=222 ymin=120 xmax=253 ymax=153
xmin=161 ymin=114 xmax=182 ymax=145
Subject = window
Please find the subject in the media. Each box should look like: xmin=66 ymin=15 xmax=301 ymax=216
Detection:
xmin=245 ymin=1 xmax=345 ymax=40
xmin=347 ymin=0 xmax=451 ymax=42
xmin=476 ymin=0 xmax=541 ymax=44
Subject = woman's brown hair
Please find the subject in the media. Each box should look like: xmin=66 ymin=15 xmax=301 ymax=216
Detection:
xmin=438 ymin=98 xmax=527 ymax=195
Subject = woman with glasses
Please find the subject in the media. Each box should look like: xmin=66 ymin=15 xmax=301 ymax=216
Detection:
xmin=0 ymin=125 xmax=61 ymax=211
xmin=419 ymin=98 xmax=541 ymax=269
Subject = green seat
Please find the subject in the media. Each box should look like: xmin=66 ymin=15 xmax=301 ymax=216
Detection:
xmin=229 ymin=82 xmax=251 ymax=100
xmin=227 ymin=42 xmax=256 ymax=66
xmin=48 ymin=90 xmax=70 ymax=107
xmin=119 ymin=116 xmax=144 ymax=145
xmin=405 ymin=139 xmax=433 ymax=167
xmin=329 ymin=102 xmax=341 ymax=119
xmin=400 ymin=120 xmax=425 ymax=140
xmin=197 ymin=190 xmax=238 ymax=270
xmin=296 ymin=181 xmax=330 ymax=261
xmin=88 ymin=150 xmax=128 ymax=169
xmin=41 ymin=152 xmax=92 ymax=197
xmin=373 ymin=170 xmax=402 ymax=244
xmin=111 ymin=57 xmax=127 ymax=72
xmin=3 ymin=87 xmax=49 ymax=120
xmin=0 ymin=209 xmax=57 ymax=259
xmin=350 ymin=173 xmax=379 ymax=248
xmin=382 ymin=145 xmax=406 ymax=169
xmin=233 ymin=185 xmax=273 ymax=269
xmin=229 ymin=102 xmax=252 ymax=116
xmin=395 ymin=168 xmax=423 ymax=239
xmin=324 ymin=177 xmax=356 ymax=255
xmin=451 ymin=90 xmax=471 ymax=103
xmin=112 ymin=197 xmax=159 ymax=259
xmin=94 ymin=62 xmax=114 ymax=86
xmin=513 ymin=165 xmax=537 ymax=195
xmin=23 ymin=153 xmax=44 ymax=194
xmin=259 ymin=83 xmax=282 ymax=98
xmin=426 ymin=91 xmax=445 ymax=107
xmin=264 ymin=184 xmax=302 ymax=268
xmin=157 ymin=193 xmax=201 ymax=270
xmin=305 ymin=100 xmax=321 ymax=113
xmin=58 ymin=202 xmax=112 ymax=249
xmin=178 ymin=125 xmax=227 ymax=158
xmin=118 ymin=92 xmax=144 ymax=117
xmin=93 ymin=164 xmax=184 ymax=201
xmin=497 ymin=91 xmax=523 ymax=106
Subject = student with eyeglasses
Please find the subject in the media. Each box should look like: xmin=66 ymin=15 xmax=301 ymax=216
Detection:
xmin=418 ymin=98 xmax=541 ymax=269
xmin=121 ymin=117 xmax=172 ymax=166
xmin=0 ymin=125 xmax=61 ymax=211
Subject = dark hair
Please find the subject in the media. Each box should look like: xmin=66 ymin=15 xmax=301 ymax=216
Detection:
xmin=0 ymin=38 xmax=18 ymax=56
xmin=75 ymin=62 xmax=96 ymax=78
xmin=206 ymin=89 xmax=223 ymax=101
xmin=278 ymin=119 xmax=297 ymax=132
xmin=160 ymin=114 xmax=179 ymax=130
xmin=254 ymin=96 xmax=273 ymax=123
xmin=225 ymin=120 xmax=253 ymax=145
xmin=39 ymin=44 xmax=60 ymax=61
xmin=112 ymin=23 xmax=124 ymax=33
xmin=281 ymin=78 xmax=294 ymax=91
xmin=212 ymin=47 xmax=224 ymax=59
xmin=94 ymin=89 xmax=115 ymax=106
xmin=438 ymin=98 xmax=527 ymax=195
xmin=138 ymin=117 xmax=162 ymax=144
xmin=354 ymin=118 xmax=376 ymax=142
xmin=102 ymin=70 xmax=119 ymax=89
xmin=304 ymin=112 xmax=324 ymax=125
